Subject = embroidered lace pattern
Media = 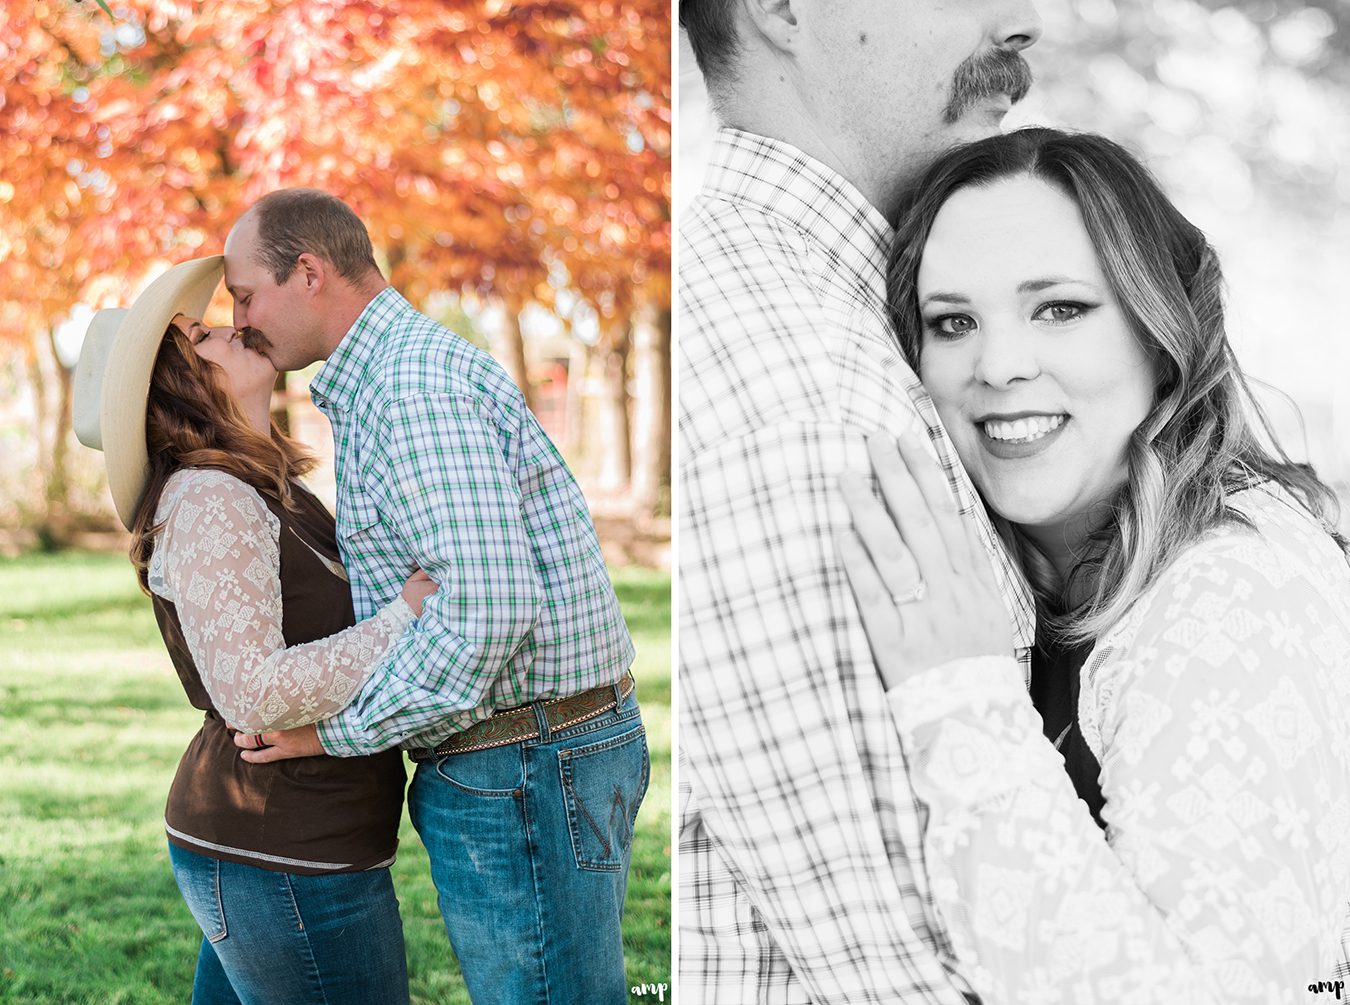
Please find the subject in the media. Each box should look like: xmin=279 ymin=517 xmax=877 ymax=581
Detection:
xmin=147 ymin=469 xmax=413 ymax=733
xmin=888 ymin=484 xmax=1350 ymax=1003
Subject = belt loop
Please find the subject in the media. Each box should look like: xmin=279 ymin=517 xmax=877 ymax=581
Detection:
xmin=532 ymin=699 xmax=552 ymax=742
xmin=611 ymin=679 xmax=623 ymax=709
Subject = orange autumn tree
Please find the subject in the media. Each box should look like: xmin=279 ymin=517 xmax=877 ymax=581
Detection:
xmin=0 ymin=0 xmax=671 ymax=543
xmin=0 ymin=2 xmax=118 ymax=543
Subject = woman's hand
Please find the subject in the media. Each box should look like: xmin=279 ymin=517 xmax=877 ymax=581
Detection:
xmin=401 ymin=568 xmax=437 ymax=617
xmin=233 ymin=724 xmax=323 ymax=763
xmin=837 ymin=431 xmax=1013 ymax=689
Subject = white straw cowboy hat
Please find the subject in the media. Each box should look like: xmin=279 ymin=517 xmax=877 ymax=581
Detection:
xmin=73 ymin=256 xmax=224 ymax=530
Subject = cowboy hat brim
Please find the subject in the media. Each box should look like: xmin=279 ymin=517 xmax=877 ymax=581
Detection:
xmin=73 ymin=256 xmax=225 ymax=530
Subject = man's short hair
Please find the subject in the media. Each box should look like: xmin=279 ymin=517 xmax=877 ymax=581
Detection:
xmin=681 ymin=0 xmax=741 ymax=95
xmin=249 ymin=188 xmax=380 ymax=286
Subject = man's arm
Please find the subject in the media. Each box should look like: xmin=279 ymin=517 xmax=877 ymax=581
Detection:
xmin=154 ymin=470 xmax=415 ymax=734
xmin=681 ymin=416 xmax=973 ymax=1004
xmin=317 ymin=392 xmax=543 ymax=757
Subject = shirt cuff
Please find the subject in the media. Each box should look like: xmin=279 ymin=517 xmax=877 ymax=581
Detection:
xmin=316 ymin=703 xmax=379 ymax=758
xmin=885 ymin=654 xmax=1027 ymax=734
xmin=887 ymin=654 xmax=1051 ymax=813
xmin=383 ymin=594 xmax=416 ymax=628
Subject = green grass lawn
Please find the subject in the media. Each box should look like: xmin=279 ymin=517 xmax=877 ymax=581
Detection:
xmin=0 ymin=552 xmax=672 ymax=1004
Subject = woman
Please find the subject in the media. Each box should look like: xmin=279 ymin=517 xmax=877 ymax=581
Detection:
xmin=837 ymin=129 xmax=1350 ymax=1002
xmin=73 ymin=256 xmax=432 ymax=1004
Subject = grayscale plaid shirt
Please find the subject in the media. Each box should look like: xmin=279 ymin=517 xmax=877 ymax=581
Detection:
xmin=312 ymin=287 xmax=634 ymax=757
xmin=678 ymin=128 xmax=1036 ymax=1003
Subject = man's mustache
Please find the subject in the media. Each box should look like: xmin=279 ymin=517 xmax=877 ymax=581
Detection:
xmin=238 ymin=326 xmax=271 ymax=351
xmin=944 ymin=48 xmax=1034 ymax=124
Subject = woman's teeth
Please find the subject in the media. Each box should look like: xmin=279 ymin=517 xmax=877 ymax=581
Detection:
xmin=982 ymin=414 xmax=1066 ymax=442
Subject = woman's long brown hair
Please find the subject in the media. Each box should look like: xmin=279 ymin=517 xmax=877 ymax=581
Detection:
xmin=129 ymin=322 xmax=315 ymax=592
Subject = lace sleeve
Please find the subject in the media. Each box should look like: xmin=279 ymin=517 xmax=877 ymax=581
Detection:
xmin=149 ymin=470 xmax=414 ymax=733
xmin=887 ymin=531 xmax=1350 ymax=1003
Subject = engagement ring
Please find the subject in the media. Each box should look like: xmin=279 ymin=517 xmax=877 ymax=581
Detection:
xmin=891 ymin=581 xmax=927 ymax=606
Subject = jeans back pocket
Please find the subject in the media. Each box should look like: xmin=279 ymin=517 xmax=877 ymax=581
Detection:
xmin=558 ymin=725 xmax=649 ymax=872
xmin=168 ymin=845 xmax=228 ymax=943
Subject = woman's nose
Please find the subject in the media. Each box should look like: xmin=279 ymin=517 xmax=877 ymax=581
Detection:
xmin=973 ymin=326 xmax=1040 ymax=387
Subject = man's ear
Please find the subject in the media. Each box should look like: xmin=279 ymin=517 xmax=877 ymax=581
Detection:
xmin=296 ymin=252 xmax=325 ymax=293
xmin=740 ymin=0 xmax=801 ymax=53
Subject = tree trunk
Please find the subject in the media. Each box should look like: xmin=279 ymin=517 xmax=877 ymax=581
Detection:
xmin=630 ymin=297 xmax=671 ymax=515
xmin=595 ymin=317 xmax=632 ymax=494
xmin=39 ymin=327 xmax=74 ymax=549
xmin=24 ymin=342 xmax=50 ymax=495
xmin=564 ymin=335 xmax=590 ymax=463
xmin=488 ymin=296 xmax=535 ymax=413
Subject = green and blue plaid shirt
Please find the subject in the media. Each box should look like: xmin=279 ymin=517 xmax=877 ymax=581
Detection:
xmin=312 ymin=287 xmax=634 ymax=756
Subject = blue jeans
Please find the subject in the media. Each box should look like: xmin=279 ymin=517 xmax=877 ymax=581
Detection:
xmin=408 ymin=684 xmax=648 ymax=1004
xmin=168 ymin=843 xmax=409 ymax=1005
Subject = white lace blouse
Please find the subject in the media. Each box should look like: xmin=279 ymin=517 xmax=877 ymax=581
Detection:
xmin=888 ymin=483 xmax=1350 ymax=1003
xmin=147 ymin=468 xmax=414 ymax=734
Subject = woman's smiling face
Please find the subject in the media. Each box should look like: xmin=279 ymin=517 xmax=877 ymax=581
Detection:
xmin=915 ymin=174 xmax=1156 ymax=538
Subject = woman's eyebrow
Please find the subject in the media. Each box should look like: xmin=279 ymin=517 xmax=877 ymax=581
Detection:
xmin=919 ymin=291 xmax=971 ymax=308
xmin=1017 ymin=276 xmax=1092 ymax=293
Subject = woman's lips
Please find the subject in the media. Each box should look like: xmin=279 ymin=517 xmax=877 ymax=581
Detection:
xmin=976 ymin=413 xmax=1069 ymax=460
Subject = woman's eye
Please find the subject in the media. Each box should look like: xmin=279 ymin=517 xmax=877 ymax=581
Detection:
xmin=195 ymin=331 xmax=210 ymax=345
xmin=927 ymin=314 xmax=977 ymax=337
xmin=1036 ymin=302 xmax=1088 ymax=324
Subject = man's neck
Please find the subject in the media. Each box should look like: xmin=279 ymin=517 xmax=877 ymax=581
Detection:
xmin=720 ymin=88 xmax=903 ymax=224
xmin=318 ymin=277 xmax=392 ymax=358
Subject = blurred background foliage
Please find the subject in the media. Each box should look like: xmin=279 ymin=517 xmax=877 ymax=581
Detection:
xmin=679 ymin=0 xmax=1350 ymax=517
xmin=2 ymin=0 xmax=671 ymax=554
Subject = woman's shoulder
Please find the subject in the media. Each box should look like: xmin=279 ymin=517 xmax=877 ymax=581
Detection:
xmin=1080 ymin=482 xmax=1350 ymax=762
xmin=1103 ymin=482 xmax=1348 ymax=648
xmin=157 ymin=467 xmax=272 ymax=514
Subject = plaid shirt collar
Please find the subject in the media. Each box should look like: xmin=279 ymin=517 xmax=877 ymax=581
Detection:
xmin=704 ymin=127 xmax=894 ymax=305
xmin=309 ymin=286 xmax=409 ymax=409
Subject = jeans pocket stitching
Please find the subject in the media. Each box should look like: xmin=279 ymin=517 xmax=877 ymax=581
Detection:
xmin=560 ymin=768 xmax=615 ymax=859
xmin=431 ymin=748 xmax=525 ymax=797
xmin=206 ymin=857 xmax=228 ymax=943
xmin=559 ymin=725 xmax=647 ymax=873
xmin=281 ymin=873 xmax=307 ymax=935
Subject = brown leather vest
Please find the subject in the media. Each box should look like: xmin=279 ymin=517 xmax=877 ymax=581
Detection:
xmin=153 ymin=477 xmax=405 ymax=874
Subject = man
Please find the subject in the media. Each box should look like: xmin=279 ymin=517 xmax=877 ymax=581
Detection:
xmin=223 ymin=188 xmax=646 ymax=1005
xmin=679 ymin=0 xmax=1041 ymax=1000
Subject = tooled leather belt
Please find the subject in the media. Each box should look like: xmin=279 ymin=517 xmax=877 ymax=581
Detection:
xmin=408 ymin=672 xmax=636 ymax=761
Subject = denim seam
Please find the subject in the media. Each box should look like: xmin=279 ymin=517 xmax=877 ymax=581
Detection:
xmin=521 ymin=743 xmax=552 ymax=1004
xmin=283 ymin=872 xmax=334 ymax=1005
xmin=207 ymin=857 xmax=228 ymax=943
